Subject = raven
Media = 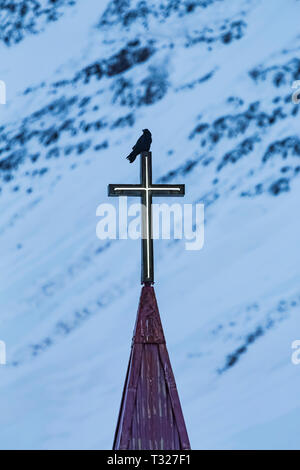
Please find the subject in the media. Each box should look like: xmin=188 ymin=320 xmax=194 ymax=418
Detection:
xmin=126 ymin=129 xmax=152 ymax=163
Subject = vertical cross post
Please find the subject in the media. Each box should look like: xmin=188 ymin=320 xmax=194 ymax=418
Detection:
xmin=140 ymin=151 xmax=154 ymax=284
xmin=108 ymin=152 xmax=185 ymax=284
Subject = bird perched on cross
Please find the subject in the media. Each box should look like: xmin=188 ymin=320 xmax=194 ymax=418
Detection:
xmin=126 ymin=129 xmax=152 ymax=163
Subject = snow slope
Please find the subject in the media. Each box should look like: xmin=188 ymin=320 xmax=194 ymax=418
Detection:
xmin=0 ymin=0 xmax=300 ymax=449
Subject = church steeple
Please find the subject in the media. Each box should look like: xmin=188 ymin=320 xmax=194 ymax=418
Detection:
xmin=109 ymin=149 xmax=190 ymax=450
xmin=113 ymin=286 xmax=190 ymax=450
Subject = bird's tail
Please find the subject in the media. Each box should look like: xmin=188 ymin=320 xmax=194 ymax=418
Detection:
xmin=126 ymin=151 xmax=137 ymax=163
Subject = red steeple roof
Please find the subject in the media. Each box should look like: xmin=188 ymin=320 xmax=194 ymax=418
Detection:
xmin=113 ymin=285 xmax=191 ymax=450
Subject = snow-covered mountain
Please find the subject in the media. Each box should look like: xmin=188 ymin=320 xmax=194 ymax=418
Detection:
xmin=0 ymin=0 xmax=300 ymax=449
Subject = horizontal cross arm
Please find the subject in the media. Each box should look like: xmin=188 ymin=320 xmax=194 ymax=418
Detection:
xmin=108 ymin=184 xmax=143 ymax=197
xmin=150 ymin=184 xmax=185 ymax=196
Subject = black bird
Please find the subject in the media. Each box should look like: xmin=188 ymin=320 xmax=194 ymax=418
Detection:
xmin=126 ymin=129 xmax=152 ymax=163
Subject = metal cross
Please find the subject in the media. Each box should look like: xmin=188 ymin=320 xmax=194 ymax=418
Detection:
xmin=108 ymin=151 xmax=185 ymax=284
